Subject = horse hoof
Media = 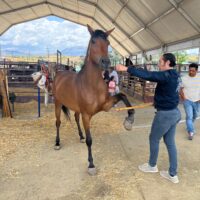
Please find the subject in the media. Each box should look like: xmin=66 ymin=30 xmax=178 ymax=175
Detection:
xmin=80 ymin=138 xmax=85 ymax=143
xmin=123 ymin=118 xmax=133 ymax=131
xmin=88 ymin=167 xmax=97 ymax=176
xmin=54 ymin=145 xmax=61 ymax=150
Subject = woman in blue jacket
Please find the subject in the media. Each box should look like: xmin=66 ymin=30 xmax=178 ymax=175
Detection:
xmin=116 ymin=53 xmax=181 ymax=184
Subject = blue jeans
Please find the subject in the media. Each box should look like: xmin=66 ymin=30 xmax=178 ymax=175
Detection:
xmin=149 ymin=108 xmax=181 ymax=176
xmin=183 ymin=99 xmax=200 ymax=133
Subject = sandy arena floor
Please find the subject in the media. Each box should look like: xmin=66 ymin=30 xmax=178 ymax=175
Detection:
xmin=0 ymin=99 xmax=200 ymax=200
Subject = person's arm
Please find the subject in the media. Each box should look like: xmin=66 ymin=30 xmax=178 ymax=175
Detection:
xmin=179 ymin=88 xmax=186 ymax=101
xmin=116 ymin=64 xmax=169 ymax=82
xmin=179 ymin=77 xmax=186 ymax=101
xmin=198 ymin=89 xmax=200 ymax=103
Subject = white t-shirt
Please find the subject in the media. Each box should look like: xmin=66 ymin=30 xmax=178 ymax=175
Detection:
xmin=181 ymin=74 xmax=200 ymax=102
xmin=110 ymin=70 xmax=119 ymax=85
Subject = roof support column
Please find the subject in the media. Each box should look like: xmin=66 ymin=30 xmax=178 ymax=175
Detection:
xmin=198 ymin=47 xmax=200 ymax=65
xmin=161 ymin=45 xmax=167 ymax=54
xmin=141 ymin=51 xmax=145 ymax=65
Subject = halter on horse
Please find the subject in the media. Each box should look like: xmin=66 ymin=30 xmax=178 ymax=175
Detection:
xmin=53 ymin=25 xmax=135 ymax=175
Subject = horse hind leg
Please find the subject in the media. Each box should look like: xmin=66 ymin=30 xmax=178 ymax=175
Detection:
xmin=74 ymin=112 xmax=85 ymax=143
xmin=82 ymin=114 xmax=96 ymax=175
xmin=115 ymin=93 xmax=135 ymax=130
xmin=103 ymin=93 xmax=135 ymax=130
xmin=54 ymin=100 xmax=62 ymax=150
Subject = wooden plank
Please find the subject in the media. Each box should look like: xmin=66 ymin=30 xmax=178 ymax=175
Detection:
xmin=0 ymin=70 xmax=12 ymax=118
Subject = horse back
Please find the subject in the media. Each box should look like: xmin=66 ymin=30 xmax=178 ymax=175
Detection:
xmin=53 ymin=71 xmax=81 ymax=111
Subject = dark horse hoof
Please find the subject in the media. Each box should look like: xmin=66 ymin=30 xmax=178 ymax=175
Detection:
xmin=123 ymin=117 xmax=134 ymax=131
xmin=88 ymin=167 xmax=97 ymax=176
xmin=54 ymin=145 xmax=61 ymax=150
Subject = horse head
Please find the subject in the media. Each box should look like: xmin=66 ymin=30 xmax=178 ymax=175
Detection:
xmin=31 ymin=71 xmax=42 ymax=82
xmin=31 ymin=71 xmax=46 ymax=90
xmin=125 ymin=58 xmax=133 ymax=66
xmin=87 ymin=25 xmax=114 ymax=70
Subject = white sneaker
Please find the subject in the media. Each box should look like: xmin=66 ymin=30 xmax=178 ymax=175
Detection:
xmin=188 ymin=132 xmax=194 ymax=140
xmin=138 ymin=163 xmax=158 ymax=173
xmin=160 ymin=171 xmax=179 ymax=184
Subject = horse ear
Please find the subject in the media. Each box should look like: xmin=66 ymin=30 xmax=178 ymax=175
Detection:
xmin=106 ymin=27 xmax=115 ymax=36
xmin=87 ymin=24 xmax=94 ymax=35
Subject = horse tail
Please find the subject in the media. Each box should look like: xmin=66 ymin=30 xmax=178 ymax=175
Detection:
xmin=61 ymin=105 xmax=71 ymax=121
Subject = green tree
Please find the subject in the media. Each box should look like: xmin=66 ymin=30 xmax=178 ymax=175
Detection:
xmin=109 ymin=49 xmax=122 ymax=65
xmin=174 ymin=51 xmax=188 ymax=64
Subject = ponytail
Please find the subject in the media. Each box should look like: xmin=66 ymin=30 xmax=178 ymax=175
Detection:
xmin=163 ymin=53 xmax=176 ymax=67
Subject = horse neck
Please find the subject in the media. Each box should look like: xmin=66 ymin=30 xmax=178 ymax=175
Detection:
xmin=79 ymin=38 xmax=104 ymax=84
xmin=81 ymin=60 xmax=103 ymax=83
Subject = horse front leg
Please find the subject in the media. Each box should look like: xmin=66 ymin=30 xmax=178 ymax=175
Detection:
xmin=74 ymin=112 xmax=85 ymax=143
xmin=82 ymin=114 xmax=96 ymax=175
xmin=103 ymin=93 xmax=135 ymax=130
xmin=54 ymin=100 xmax=62 ymax=150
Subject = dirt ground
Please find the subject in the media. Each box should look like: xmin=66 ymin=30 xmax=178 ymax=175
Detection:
xmin=0 ymin=100 xmax=200 ymax=200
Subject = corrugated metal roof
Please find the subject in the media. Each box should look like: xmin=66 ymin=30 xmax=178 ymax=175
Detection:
xmin=0 ymin=0 xmax=199 ymax=56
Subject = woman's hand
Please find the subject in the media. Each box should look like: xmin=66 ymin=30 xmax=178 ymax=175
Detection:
xmin=116 ymin=64 xmax=128 ymax=72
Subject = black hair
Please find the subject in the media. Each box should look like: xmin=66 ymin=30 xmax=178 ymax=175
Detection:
xmin=103 ymin=70 xmax=110 ymax=80
xmin=189 ymin=63 xmax=198 ymax=70
xmin=110 ymin=76 xmax=114 ymax=81
xmin=163 ymin=53 xmax=176 ymax=67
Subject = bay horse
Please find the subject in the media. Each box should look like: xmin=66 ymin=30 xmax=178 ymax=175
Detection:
xmin=53 ymin=25 xmax=135 ymax=175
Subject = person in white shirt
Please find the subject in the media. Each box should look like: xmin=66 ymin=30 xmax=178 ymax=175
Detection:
xmin=180 ymin=63 xmax=200 ymax=140
xmin=109 ymin=67 xmax=119 ymax=93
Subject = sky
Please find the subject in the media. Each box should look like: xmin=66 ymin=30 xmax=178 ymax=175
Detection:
xmin=0 ymin=16 xmax=91 ymax=56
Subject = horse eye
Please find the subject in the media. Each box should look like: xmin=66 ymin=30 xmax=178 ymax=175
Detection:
xmin=91 ymin=38 xmax=96 ymax=44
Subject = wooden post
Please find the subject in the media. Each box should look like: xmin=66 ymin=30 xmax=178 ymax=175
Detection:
xmin=0 ymin=70 xmax=12 ymax=118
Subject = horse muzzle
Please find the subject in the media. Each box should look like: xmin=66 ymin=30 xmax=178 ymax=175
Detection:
xmin=99 ymin=57 xmax=111 ymax=70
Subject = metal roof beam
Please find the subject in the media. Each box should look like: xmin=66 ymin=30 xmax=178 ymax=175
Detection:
xmin=116 ymin=0 xmax=163 ymax=45
xmin=122 ymin=1 xmax=188 ymax=44
xmin=46 ymin=2 xmax=132 ymax=54
xmin=0 ymin=2 xmax=130 ymax=56
xmin=146 ymin=7 xmax=175 ymax=27
xmin=90 ymin=0 xmax=98 ymax=26
xmin=48 ymin=14 xmax=131 ymax=55
xmin=94 ymin=19 xmax=131 ymax=55
xmin=0 ymin=0 xmax=138 ymax=53
xmin=78 ymin=0 xmax=143 ymax=51
xmin=0 ymin=13 xmax=51 ymax=36
xmin=168 ymin=0 xmax=200 ymax=33
xmin=0 ymin=25 xmax=12 ymax=36
xmin=47 ymin=2 xmax=89 ymax=19
xmin=142 ymin=34 xmax=200 ymax=56
xmin=112 ymin=0 xmax=129 ymax=23
xmin=0 ymin=1 xmax=46 ymax=15
xmin=2 ymin=0 xmax=13 ymax=9
xmin=55 ymin=6 xmax=131 ymax=54
xmin=24 ymin=0 xmax=40 ymax=18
